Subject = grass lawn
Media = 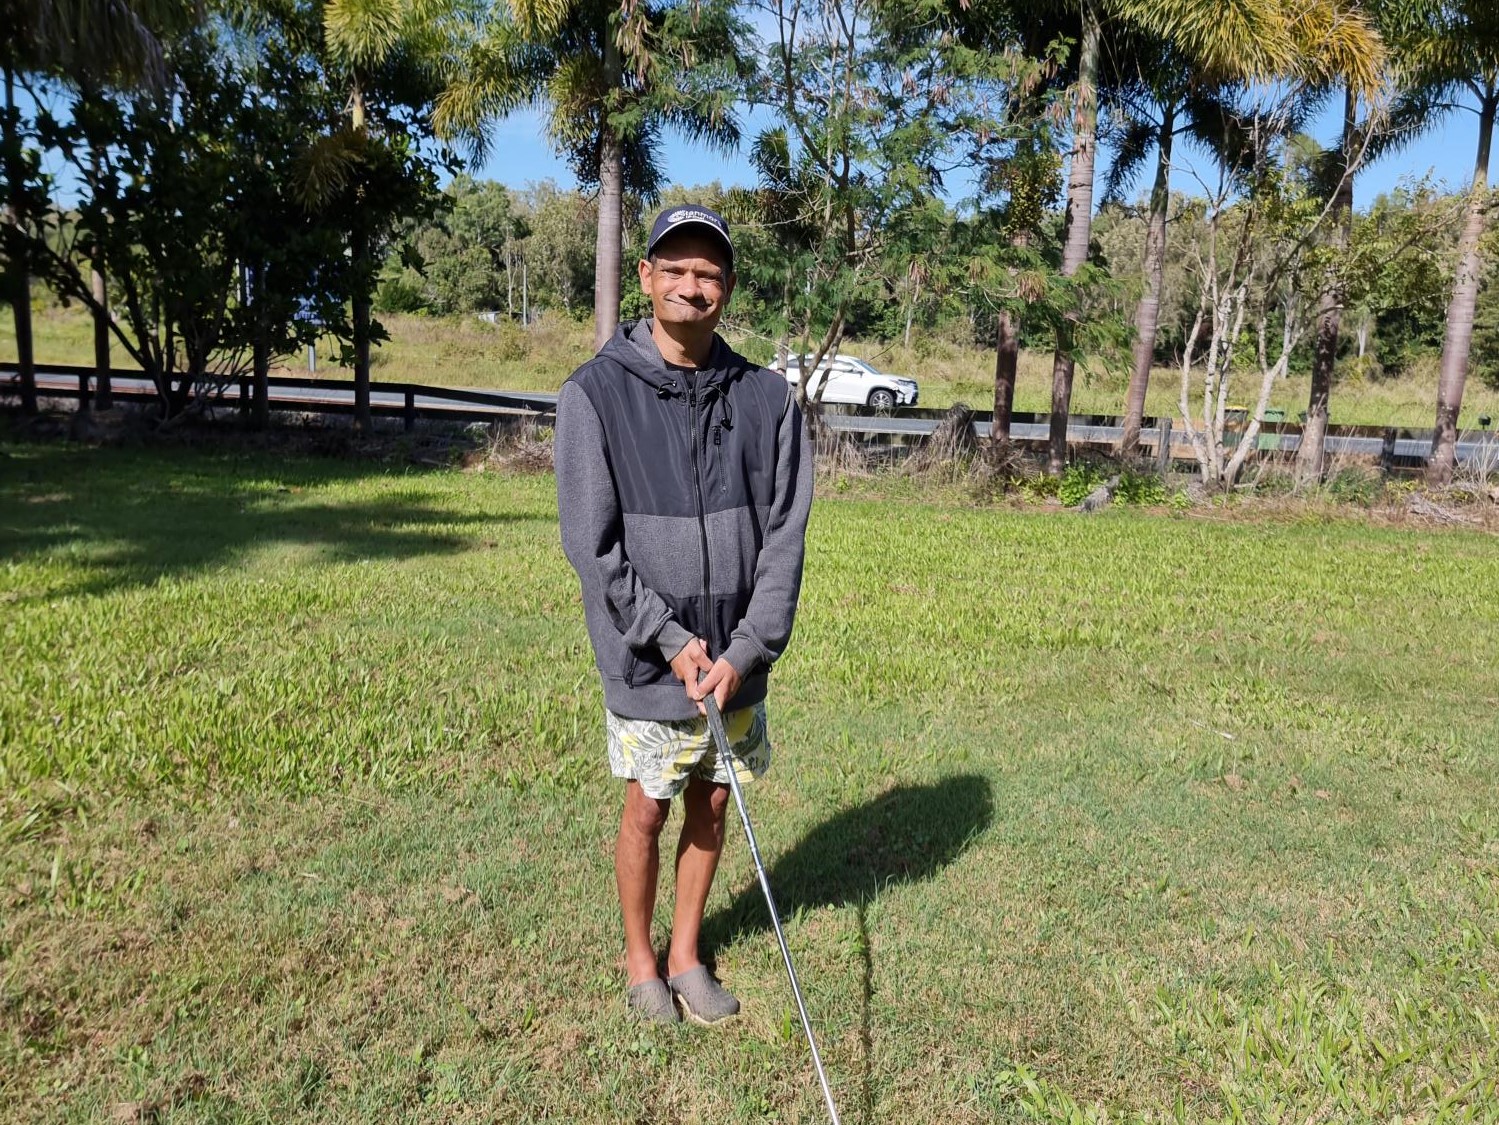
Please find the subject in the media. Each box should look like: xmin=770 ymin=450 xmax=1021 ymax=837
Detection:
xmin=2 ymin=440 xmax=1497 ymax=1123
xmin=10 ymin=303 xmax=1499 ymax=430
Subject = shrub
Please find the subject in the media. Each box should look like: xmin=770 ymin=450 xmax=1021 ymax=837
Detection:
xmin=1058 ymin=462 xmax=1106 ymax=507
xmin=1326 ymin=466 xmax=1382 ymax=506
xmin=1115 ymin=468 xmax=1167 ymax=506
xmin=1251 ymin=468 xmax=1296 ymax=497
xmin=374 ymin=275 xmax=427 ymax=315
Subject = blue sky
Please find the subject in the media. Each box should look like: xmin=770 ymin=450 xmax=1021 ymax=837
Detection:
xmin=476 ymin=100 xmax=1483 ymax=210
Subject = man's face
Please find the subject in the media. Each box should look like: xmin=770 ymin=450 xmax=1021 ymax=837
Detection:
xmin=639 ymin=233 xmax=735 ymax=331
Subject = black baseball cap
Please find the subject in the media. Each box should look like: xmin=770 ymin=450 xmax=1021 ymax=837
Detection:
xmin=646 ymin=204 xmax=734 ymax=269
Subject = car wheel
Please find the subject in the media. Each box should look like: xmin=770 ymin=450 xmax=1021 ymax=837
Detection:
xmin=868 ymin=388 xmax=897 ymax=411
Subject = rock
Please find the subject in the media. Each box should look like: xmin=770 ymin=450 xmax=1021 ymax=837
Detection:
xmin=1408 ymin=493 xmax=1477 ymax=525
xmin=1075 ymin=474 xmax=1121 ymax=513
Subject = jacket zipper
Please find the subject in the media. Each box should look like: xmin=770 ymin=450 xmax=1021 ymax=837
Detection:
xmin=687 ymin=378 xmax=714 ymax=657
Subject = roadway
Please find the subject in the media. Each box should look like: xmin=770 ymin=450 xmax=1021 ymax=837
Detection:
xmin=9 ymin=369 xmax=1499 ymax=466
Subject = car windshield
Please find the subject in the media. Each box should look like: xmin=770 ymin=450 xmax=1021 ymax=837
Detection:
xmin=788 ymin=357 xmax=879 ymax=375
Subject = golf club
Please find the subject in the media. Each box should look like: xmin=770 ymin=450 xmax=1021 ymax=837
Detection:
xmin=704 ymin=695 xmax=842 ymax=1125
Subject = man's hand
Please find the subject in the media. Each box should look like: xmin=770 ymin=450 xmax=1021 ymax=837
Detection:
xmin=669 ymin=637 xmax=714 ymax=697
xmin=693 ymin=658 xmax=742 ymax=716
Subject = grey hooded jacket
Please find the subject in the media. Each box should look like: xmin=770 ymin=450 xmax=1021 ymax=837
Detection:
xmin=555 ymin=319 xmax=813 ymax=721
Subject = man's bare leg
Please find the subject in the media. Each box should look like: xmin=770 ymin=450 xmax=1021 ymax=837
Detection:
xmin=667 ymin=776 xmax=730 ymax=976
xmin=616 ymin=781 xmax=671 ymax=986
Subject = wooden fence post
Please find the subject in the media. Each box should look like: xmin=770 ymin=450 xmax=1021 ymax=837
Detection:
xmin=1156 ymin=416 xmax=1173 ymax=475
xmin=1381 ymin=427 xmax=1397 ymax=474
xmin=404 ymin=390 xmax=416 ymax=433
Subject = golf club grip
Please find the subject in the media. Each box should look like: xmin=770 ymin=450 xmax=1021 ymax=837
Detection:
xmin=702 ymin=697 xmax=842 ymax=1125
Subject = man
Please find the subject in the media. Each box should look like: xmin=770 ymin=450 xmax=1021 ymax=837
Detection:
xmin=554 ymin=205 xmax=813 ymax=1025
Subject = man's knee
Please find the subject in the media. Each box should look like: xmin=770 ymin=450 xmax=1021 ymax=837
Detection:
xmin=684 ymin=779 xmax=731 ymax=825
xmin=623 ymin=785 xmax=671 ymax=838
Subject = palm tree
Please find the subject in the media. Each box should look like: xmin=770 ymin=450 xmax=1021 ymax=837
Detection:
xmin=320 ymin=0 xmax=475 ymax=431
xmin=1 ymin=0 xmax=167 ymax=416
xmin=1382 ymin=0 xmax=1499 ymax=487
xmin=1293 ymin=83 xmax=1357 ymax=486
xmin=437 ymin=0 xmax=747 ymax=351
xmin=1044 ymin=0 xmax=1382 ymax=473
xmin=1103 ymin=52 xmax=1246 ymax=455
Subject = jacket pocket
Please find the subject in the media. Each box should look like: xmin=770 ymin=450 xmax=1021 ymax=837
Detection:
xmin=623 ymin=646 xmax=673 ymax=689
xmin=710 ymin=590 xmax=755 ymax=658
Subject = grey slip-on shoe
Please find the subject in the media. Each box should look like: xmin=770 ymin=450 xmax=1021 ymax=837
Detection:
xmin=627 ymin=978 xmax=681 ymax=1024
xmin=667 ymin=966 xmax=741 ymax=1025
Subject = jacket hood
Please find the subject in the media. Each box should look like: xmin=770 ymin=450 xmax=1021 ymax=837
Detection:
xmin=600 ymin=319 xmax=747 ymax=399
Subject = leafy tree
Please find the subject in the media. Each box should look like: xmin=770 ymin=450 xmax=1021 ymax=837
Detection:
xmin=316 ymin=0 xmax=471 ymax=430
xmin=395 ymin=175 xmax=527 ymax=314
xmin=438 ymin=0 xmax=748 ymax=350
xmin=1471 ymin=246 xmax=1499 ymax=391
xmin=1340 ymin=184 xmax=1457 ymax=377
xmin=520 ymin=179 xmax=598 ymax=315
xmin=1089 ymin=0 xmax=1385 ymax=465
xmin=753 ymin=0 xmax=985 ymax=427
xmin=34 ymin=23 xmax=349 ymax=419
xmin=1172 ymin=101 xmax=1384 ymax=489
xmin=1 ymin=0 xmax=171 ymax=415
xmin=1383 ymin=0 xmax=1499 ymax=486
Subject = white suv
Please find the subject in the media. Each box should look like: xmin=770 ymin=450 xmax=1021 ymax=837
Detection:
xmin=777 ymin=355 xmax=919 ymax=410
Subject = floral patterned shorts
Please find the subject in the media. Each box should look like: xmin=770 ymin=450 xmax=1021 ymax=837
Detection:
xmin=605 ymin=702 xmax=771 ymax=800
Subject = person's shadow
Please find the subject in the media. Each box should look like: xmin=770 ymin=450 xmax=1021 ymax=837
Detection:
xmin=701 ymin=775 xmax=993 ymax=1125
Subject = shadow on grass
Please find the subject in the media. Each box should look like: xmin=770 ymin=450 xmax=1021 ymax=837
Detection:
xmin=703 ymin=775 xmax=991 ymax=1125
xmin=0 ymin=443 xmax=531 ymax=598
xmin=703 ymin=774 xmax=993 ymax=947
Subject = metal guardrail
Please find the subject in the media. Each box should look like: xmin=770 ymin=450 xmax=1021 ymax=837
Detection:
xmin=3 ymin=365 xmax=558 ymax=427
xmin=5 ymin=362 xmax=1498 ymax=469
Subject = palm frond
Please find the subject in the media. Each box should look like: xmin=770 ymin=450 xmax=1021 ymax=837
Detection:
xmin=1283 ymin=0 xmax=1385 ymax=99
xmin=507 ymin=0 xmax=571 ymax=40
xmin=1112 ymin=0 xmax=1296 ymax=84
xmin=1363 ymin=77 xmax=1467 ymax=164
xmin=1101 ymin=113 xmax=1159 ymax=203
xmin=26 ymin=0 xmax=173 ymax=89
xmin=431 ymin=20 xmax=551 ymax=151
xmin=1181 ymin=86 xmax=1261 ymax=184
xmin=293 ymin=127 xmax=366 ymax=207
xmin=323 ymin=0 xmax=405 ymax=69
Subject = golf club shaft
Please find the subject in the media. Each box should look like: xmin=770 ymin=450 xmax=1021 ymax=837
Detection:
xmin=704 ymin=697 xmax=841 ymax=1125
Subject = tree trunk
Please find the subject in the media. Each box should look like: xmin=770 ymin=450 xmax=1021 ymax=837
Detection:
xmin=593 ymin=24 xmax=624 ymax=352
xmin=1296 ymin=85 xmax=1357 ymax=487
xmin=904 ymin=268 xmax=919 ymax=349
xmin=3 ymin=65 xmax=37 ymax=415
xmin=991 ymin=308 xmax=1019 ymax=450
xmin=1046 ymin=6 xmax=1101 ymax=475
xmin=352 ymin=222 xmax=372 ymax=433
xmin=91 ymin=258 xmax=113 ymax=410
xmin=775 ymin=267 xmax=794 ymax=368
xmin=1428 ymin=89 xmax=1496 ymax=488
xmin=349 ymin=77 xmax=372 ymax=433
xmin=1119 ymin=104 xmax=1174 ymax=456
xmin=85 ymin=139 xmax=111 ymax=411
xmin=251 ymin=263 xmax=269 ymax=430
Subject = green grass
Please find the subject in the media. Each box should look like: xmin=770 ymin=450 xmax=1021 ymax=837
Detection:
xmin=2 ymin=442 xmax=1498 ymax=1123
xmin=10 ymin=303 xmax=1499 ymax=430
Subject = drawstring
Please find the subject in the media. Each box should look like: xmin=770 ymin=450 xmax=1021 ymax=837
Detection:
xmin=656 ymin=379 xmax=678 ymax=399
xmin=704 ymin=383 xmax=733 ymax=445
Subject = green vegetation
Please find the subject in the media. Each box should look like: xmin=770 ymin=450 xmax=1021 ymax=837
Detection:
xmin=3 ymin=442 xmax=1497 ymax=1122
